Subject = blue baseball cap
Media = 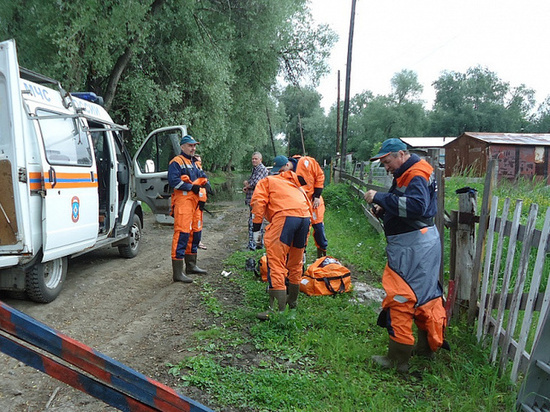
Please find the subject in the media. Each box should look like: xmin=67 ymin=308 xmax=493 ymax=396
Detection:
xmin=370 ymin=138 xmax=407 ymax=161
xmin=180 ymin=135 xmax=199 ymax=145
xmin=271 ymin=155 xmax=290 ymax=174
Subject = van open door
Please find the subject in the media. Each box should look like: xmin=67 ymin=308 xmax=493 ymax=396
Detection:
xmin=0 ymin=39 xmax=29 ymax=254
xmin=133 ymin=126 xmax=187 ymax=222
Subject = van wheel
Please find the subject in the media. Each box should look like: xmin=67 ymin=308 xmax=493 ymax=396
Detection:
xmin=26 ymin=257 xmax=68 ymax=303
xmin=118 ymin=214 xmax=142 ymax=258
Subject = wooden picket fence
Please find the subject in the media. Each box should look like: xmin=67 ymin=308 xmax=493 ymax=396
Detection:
xmin=476 ymin=197 xmax=550 ymax=383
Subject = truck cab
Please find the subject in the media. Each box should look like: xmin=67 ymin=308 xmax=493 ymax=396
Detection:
xmin=0 ymin=39 xmax=180 ymax=302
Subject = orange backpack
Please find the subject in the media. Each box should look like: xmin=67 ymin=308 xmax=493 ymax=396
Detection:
xmin=300 ymin=256 xmax=352 ymax=296
xmin=256 ymin=255 xmax=268 ymax=282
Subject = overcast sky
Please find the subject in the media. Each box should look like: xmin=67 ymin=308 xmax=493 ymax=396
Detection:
xmin=309 ymin=0 xmax=550 ymax=112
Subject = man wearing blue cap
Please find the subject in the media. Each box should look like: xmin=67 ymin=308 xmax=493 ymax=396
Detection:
xmin=168 ymin=135 xmax=209 ymax=283
xmin=364 ymin=138 xmax=448 ymax=372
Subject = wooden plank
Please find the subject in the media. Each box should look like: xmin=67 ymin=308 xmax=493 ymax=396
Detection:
xmin=511 ymin=206 xmax=550 ymax=382
xmin=468 ymin=159 xmax=497 ymax=325
xmin=435 ymin=167 xmax=445 ymax=285
xmin=490 ymin=199 xmax=522 ymax=363
xmin=0 ymin=301 xmax=212 ymax=412
xmin=0 ymin=159 xmax=19 ymax=246
xmin=340 ymin=172 xmax=388 ymax=192
xmin=500 ymin=203 xmax=538 ymax=373
xmin=456 ymin=190 xmax=477 ymax=303
xmin=483 ymin=197 xmax=510 ymax=339
xmin=477 ymin=196 xmax=499 ymax=342
xmin=488 ymin=292 xmax=547 ymax=311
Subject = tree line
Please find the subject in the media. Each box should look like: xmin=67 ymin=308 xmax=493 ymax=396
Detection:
xmin=3 ymin=1 xmax=549 ymax=171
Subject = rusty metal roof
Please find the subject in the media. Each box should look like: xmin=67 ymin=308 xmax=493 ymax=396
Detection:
xmin=459 ymin=132 xmax=550 ymax=146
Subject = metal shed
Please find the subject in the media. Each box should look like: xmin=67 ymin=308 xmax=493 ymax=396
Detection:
xmin=444 ymin=132 xmax=550 ymax=182
xmin=400 ymin=136 xmax=456 ymax=165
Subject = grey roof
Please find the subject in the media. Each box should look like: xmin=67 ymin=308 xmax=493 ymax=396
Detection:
xmin=459 ymin=132 xmax=550 ymax=146
xmin=400 ymin=137 xmax=456 ymax=148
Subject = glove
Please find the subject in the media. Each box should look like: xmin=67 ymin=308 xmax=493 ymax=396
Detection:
xmin=252 ymin=231 xmax=261 ymax=245
xmin=190 ymin=184 xmax=201 ymax=194
xmin=198 ymin=201 xmax=206 ymax=211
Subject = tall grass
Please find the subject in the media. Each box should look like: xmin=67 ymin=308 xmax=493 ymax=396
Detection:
xmin=167 ymin=184 xmax=518 ymax=411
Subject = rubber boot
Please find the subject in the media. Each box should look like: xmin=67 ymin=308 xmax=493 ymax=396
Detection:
xmin=317 ymin=248 xmax=327 ymax=259
xmin=172 ymin=260 xmax=193 ymax=283
xmin=256 ymin=290 xmax=287 ymax=321
xmin=286 ymin=283 xmax=300 ymax=319
xmin=185 ymin=255 xmax=207 ymax=275
xmin=371 ymin=339 xmax=413 ymax=373
xmin=414 ymin=329 xmax=435 ymax=360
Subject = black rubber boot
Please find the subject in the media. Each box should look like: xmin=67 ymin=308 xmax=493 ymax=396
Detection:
xmin=414 ymin=329 xmax=435 ymax=359
xmin=185 ymin=255 xmax=207 ymax=275
xmin=287 ymin=283 xmax=300 ymax=309
xmin=256 ymin=290 xmax=287 ymax=320
xmin=172 ymin=259 xmax=193 ymax=283
xmin=371 ymin=339 xmax=413 ymax=373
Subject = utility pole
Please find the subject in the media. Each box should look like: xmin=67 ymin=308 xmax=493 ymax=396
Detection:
xmin=298 ymin=113 xmax=306 ymax=156
xmin=340 ymin=0 xmax=357 ymax=172
xmin=336 ymin=70 xmax=341 ymax=155
xmin=265 ymin=107 xmax=276 ymax=156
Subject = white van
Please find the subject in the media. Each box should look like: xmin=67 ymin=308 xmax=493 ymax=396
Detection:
xmin=0 ymin=39 xmax=184 ymax=302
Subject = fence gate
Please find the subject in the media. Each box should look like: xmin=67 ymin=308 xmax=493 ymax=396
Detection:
xmin=476 ymin=197 xmax=550 ymax=384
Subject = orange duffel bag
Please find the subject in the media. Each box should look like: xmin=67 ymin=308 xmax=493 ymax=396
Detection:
xmin=256 ymin=255 xmax=268 ymax=282
xmin=300 ymin=256 xmax=352 ymax=296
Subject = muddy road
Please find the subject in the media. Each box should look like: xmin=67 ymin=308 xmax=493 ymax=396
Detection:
xmin=0 ymin=198 xmax=248 ymax=412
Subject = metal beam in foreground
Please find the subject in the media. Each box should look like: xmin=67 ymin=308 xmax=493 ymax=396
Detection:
xmin=0 ymin=301 xmax=213 ymax=412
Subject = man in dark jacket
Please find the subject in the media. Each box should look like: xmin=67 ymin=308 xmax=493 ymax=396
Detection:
xmin=364 ymin=138 xmax=448 ymax=372
xmin=168 ymin=135 xmax=209 ymax=283
xmin=243 ymin=152 xmax=269 ymax=250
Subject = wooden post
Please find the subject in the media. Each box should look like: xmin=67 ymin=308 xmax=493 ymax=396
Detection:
xmin=455 ymin=188 xmax=477 ymax=315
xmin=435 ymin=167 xmax=445 ymax=285
xmin=468 ymin=159 xmax=498 ymax=325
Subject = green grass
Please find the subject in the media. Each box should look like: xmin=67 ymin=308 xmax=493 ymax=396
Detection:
xmin=166 ymin=184 xmax=518 ymax=411
xmin=444 ymin=173 xmax=550 ymax=229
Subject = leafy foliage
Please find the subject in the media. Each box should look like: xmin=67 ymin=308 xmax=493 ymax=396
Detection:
xmin=0 ymin=0 xmax=335 ymax=166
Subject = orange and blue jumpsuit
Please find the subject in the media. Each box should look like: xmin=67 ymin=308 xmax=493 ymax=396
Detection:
xmin=372 ymin=154 xmax=447 ymax=352
xmin=291 ymin=155 xmax=328 ymax=252
xmin=168 ymin=153 xmax=208 ymax=260
xmin=250 ymin=170 xmax=312 ymax=291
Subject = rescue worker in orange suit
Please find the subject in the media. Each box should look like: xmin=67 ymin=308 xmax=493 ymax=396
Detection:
xmin=364 ymin=138 xmax=449 ymax=372
xmin=251 ymin=155 xmax=312 ymax=320
xmin=288 ymin=155 xmax=328 ymax=258
xmin=168 ymin=135 xmax=209 ymax=283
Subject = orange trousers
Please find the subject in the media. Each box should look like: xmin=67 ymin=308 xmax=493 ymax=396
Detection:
xmin=381 ymin=264 xmax=447 ymax=351
xmin=171 ymin=193 xmax=199 ymax=259
xmin=264 ymin=215 xmax=310 ymax=291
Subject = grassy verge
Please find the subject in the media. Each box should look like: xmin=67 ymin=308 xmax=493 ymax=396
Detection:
xmin=167 ymin=184 xmax=518 ymax=411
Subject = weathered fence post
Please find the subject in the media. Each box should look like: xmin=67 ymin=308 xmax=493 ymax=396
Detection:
xmin=435 ymin=167 xmax=445 ymax=285
xmin=454 ymin=188 xmax=477 ymax=316
xmin=467 ymin=159 xmax=498 ymax=325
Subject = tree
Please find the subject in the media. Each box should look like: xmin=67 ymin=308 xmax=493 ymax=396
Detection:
xmin=0 ymin=0 xmax=335 ymax=170
xmin=428 ymin=66 xmax=535 ymax=136
xmin=390 ymin=69 xmax=423 ymax=105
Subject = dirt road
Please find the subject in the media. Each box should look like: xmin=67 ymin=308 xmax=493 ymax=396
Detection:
xmin=0 ymin=199 xmax=248 ymax=411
